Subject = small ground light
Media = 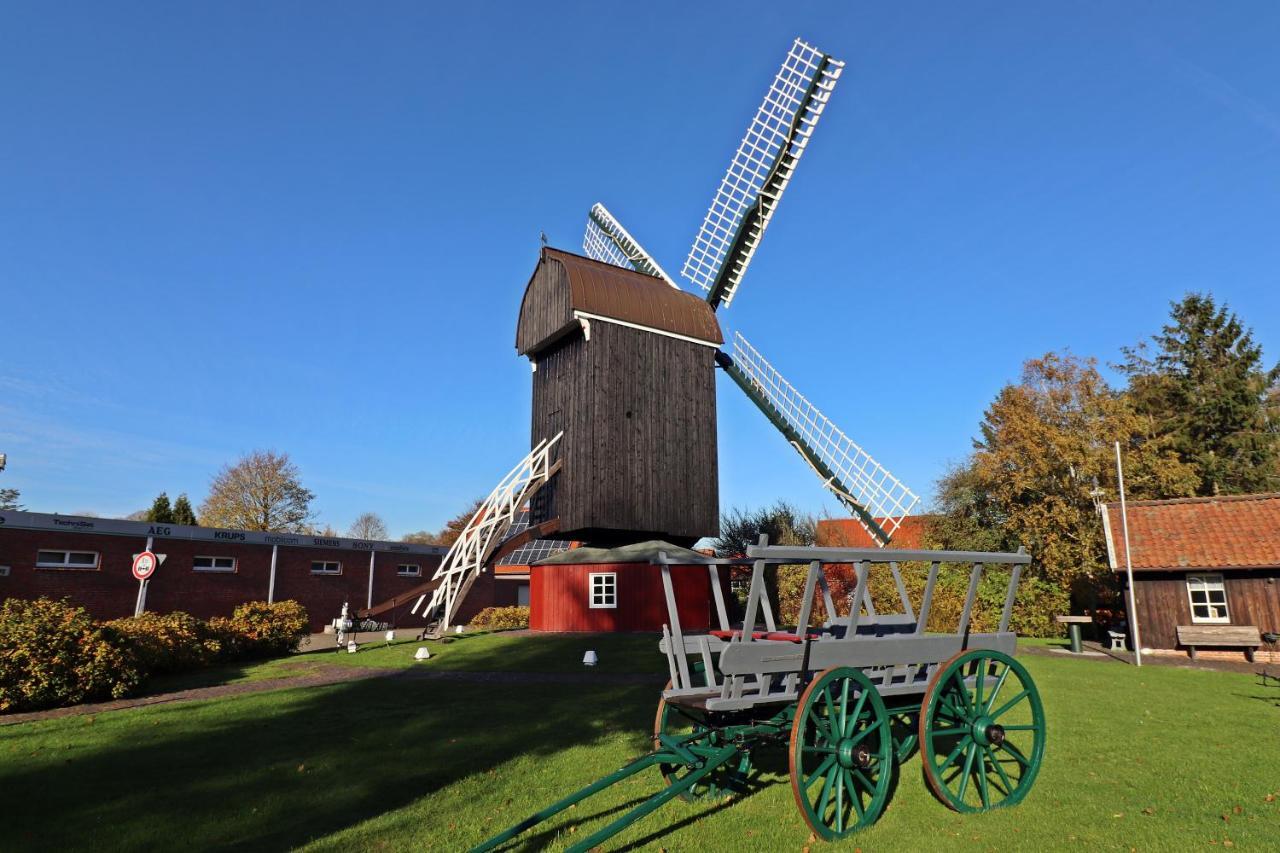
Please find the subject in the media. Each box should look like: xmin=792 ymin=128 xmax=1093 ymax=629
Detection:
xmin=347 ymin=640 xmax=358 ymax=654
xmin=582 ymin=650 xmax=598 ymax=666
xmin=414 ymin=647 xmax=431 ymax=661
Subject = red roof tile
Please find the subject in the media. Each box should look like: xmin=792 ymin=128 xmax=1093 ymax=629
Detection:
xmin=816 ymin=516 xmax=935 ymax=549
xmin=1102 ymin=493 xmax=1280 ymax=572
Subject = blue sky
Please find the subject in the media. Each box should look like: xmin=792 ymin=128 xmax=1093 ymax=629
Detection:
xmin=3 ymin=2 xmax=1278 ymax=537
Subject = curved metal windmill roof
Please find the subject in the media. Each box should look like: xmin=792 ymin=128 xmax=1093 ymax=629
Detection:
xmin=516 ymin=248 xmax=723 ymax=355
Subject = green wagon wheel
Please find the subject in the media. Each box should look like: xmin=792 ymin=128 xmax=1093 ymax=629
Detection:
xmin=789 ymin=667 xmax=893 ymax=840
xmin=654 ymin=682 xmax=751 ymax=801
xmin=919 ymin=649 xmax=1046 ymax=813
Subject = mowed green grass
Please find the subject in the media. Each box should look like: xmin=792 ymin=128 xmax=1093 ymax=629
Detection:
xmin=1 ymin=634 xmax=1277 ymax=851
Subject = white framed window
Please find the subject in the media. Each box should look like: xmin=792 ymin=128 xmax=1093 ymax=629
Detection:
xmin=397 ymin=563 xmax=421 ymax=577
xmin=35 ymin=549 xmax=100 ymax=570
xmin=0 ymin=565 xmax=9 ymax=577
xmin=589 ymin=572 xmax=616 ymax=609
xmin=1186 ymin=574 xmax=1229 ymax=624
xmin=311 ymin=560 xmax=342 ymax=575
xmin=193 ymin=556 xmax=237 ymax=573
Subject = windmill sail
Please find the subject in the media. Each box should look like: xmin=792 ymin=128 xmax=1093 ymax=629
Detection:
xmin=720 ymin=332 xmax=919 ymax=546
xmin=582 ymin=203 xmax=678 ymax=288
xmin=683 ymin=38 xmax=844 ymax=309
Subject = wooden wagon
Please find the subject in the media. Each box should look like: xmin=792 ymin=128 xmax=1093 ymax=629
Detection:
xmin=476 ymin=538 xmax=1047 ymax=850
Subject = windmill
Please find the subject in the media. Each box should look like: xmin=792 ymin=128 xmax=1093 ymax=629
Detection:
xmin=582 ymin=37 xmax=919 ymax=546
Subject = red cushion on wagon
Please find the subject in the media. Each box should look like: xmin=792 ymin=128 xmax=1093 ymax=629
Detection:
xmin=708 ymin=630 xmax=820 ymax=642
xmin=706 ymin=625 xmax=762 ymax=637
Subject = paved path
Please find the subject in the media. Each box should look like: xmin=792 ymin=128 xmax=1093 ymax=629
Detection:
xmin=1021 ymin=638 xmax=1273 ymax=676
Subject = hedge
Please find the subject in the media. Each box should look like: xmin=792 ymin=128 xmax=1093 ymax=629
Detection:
xmin=0 ymin=598 xmax=311 ymax=714
xmin=771 ymin=560 xmax=1067 ymax=638
xmin=469 ymin=606 xmax=530 ymax=631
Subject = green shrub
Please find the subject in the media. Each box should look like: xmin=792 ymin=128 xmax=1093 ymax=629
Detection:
xmin=105 ymin=611 xmax=222 ymax=674
xmin=221 ymin=601 xmax=310 ymax=658
xmin=469 ymin=606 xmax=529 ymax=631
xmin=0 ymin=598 xmax=143 ymax=713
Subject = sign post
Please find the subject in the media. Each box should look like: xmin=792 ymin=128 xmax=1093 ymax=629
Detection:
xmin=132 ymin=537 xmax=166 ymax=617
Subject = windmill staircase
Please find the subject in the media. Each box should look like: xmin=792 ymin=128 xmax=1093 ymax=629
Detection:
xmin=358 ymin=433 xmax=562 ymax=635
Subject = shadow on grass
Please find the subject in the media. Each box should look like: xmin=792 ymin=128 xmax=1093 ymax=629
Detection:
xmin=0 ymin=635 xmax=672 ymax=852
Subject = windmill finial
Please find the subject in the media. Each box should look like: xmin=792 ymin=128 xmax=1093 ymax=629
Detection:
xmin=540 ymin=230 xmax=548 ymax=248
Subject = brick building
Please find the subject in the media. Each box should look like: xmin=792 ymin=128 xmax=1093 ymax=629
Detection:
xmin=0 ymin=510 xmax=450 ymax=631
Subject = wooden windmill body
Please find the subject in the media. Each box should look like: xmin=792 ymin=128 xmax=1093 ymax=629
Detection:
xmin=516 ymin=249 xmax=722 ymax=546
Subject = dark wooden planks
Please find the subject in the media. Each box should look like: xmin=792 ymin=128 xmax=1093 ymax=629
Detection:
xmin=1132 ymin=569 xmax=1280 ymax=649
xmin=528 ymin=320 xmax=718 ymax=544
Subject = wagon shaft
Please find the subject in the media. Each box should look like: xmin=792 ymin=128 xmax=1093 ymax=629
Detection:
xmin=470 ymin=712 xmax=790 ymax=853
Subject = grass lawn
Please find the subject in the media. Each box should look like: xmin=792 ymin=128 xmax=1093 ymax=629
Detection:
xmin=2 ymin=634 xmax=1277 ymax=851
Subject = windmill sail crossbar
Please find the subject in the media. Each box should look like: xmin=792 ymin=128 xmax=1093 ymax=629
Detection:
xmin=726 ymin=333 xmax=919 ymax=545
xmin=682 ymin=38 xmax=844 ymax=308
xmin=583 ymin=203 xmax=678 ymax=288
xmin=414 ymin=433 xmax=563 ymax=630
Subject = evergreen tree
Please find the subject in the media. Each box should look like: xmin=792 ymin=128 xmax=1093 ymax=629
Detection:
xmin=0 ymin=488 xmax=22 ymax=511
xmin=1120 ymin=293 xmax=1280 ymax=495
xmin=172 ymin=494 xmax=197 ymax=526
xmin=146 ymin=492 xmax=175 ymax=524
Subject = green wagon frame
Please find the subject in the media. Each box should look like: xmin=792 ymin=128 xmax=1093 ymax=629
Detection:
xmin=477 ymin=538 xmax=1047 ymax=851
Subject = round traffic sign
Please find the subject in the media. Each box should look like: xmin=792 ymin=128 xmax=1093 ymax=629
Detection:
xmin=132 ymin=551 xmax=158 ymax=581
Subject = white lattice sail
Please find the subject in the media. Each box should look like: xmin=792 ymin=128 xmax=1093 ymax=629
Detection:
xmin=725 ymin=332 xmax=919 ymax=545
xmin=683 ymin=38 xmax=844 ymax=308
xmin=582 ymin=203 xmax=678 ymax=288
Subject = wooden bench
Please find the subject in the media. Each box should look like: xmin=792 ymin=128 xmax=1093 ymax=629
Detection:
xmin=1175 ymin=625 xmax=1263 ymax=662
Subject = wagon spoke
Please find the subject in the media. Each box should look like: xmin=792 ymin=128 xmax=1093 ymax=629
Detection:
xmin=999 ymin=724 xmax=1039 ymax=731
xmin=805 ymin=755 xmax=836 ymax=789
xmin=839 ymin=678 xmax=851 ymax=735
xmin=986 ymin=746 xmax=1013 ymax=796
xmin=845 ymin=769 xmax=865 ymax=820
xmin=802 ymin=744 xmax=835 ymax=754
xmin=976 ymin=749 xmax=991 ymax=808
xmin=975 ymin=657 xmax=986 ymax=709
xmin=817 ymin=764 xmax=837 ymax=816
xmin=846 ymin=719 xmax=878 ymax=748
xmin=845 ymin=687 xmax=869 ymax=737
xmin=949 ymin=673 xmax=974 ymax=715
xmin=822 ymin=687 xmax=839 ymax=740
xmin=990 ymin=689 xmax=1030 ymax=721
xmin=983 ymin=664 xmax=1011 ymax=715
xmin=834 ymin=766 xmax=845 ymax=833
xmin=935 ymin=734 xmax=971 ymax=777
xmin=955 ymin=742 xmax=977 ymax=802
xmin=998 ymin=740 xmax=1032 ymax=768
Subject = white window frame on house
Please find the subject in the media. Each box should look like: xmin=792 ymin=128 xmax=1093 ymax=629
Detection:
xmin=311 ymin=560 xmax=342 ymax=575
xmin=35 ymin=549 xmax=100 ymax=570
xmin=589 ymin=572 xmax=616 ymax=609
xmin=193 ymin=556 xmax=237 ymax=573
xmin=1186 ymin=573 xmax=1230 ymax=624
xmin=397 ymin=563 xmax=421 ymax=577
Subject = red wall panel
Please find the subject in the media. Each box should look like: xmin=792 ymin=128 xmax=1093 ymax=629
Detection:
xmin=530 ymin=562 xmax=711 ymax=632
